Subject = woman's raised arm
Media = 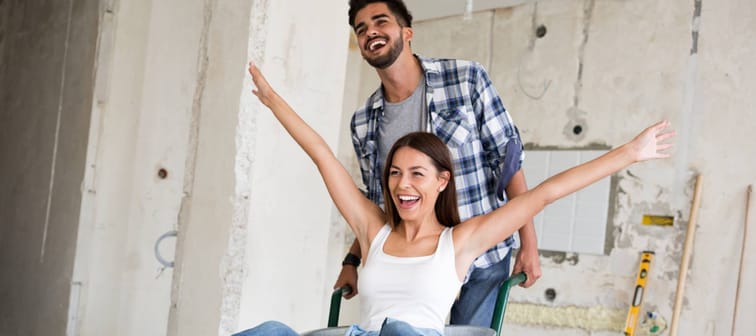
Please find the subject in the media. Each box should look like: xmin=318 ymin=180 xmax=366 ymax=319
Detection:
xmin=455 ymin=121 xmax=676 ymax=264
xmin=248 ymin=62 xmax=384 ymax=243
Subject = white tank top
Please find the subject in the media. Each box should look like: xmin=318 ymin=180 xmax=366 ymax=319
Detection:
xmin=358 ymin=224 xmax=462 ymax=332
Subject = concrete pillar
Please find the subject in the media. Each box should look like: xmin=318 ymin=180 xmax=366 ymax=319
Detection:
xmin=0 ymin=0 xmax=99 ymax=334
xmin=227 ymin=0 xmax=350 ymax=334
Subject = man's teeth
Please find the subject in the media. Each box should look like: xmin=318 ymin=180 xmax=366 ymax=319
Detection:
xmin=399 ymin=195 xmax=419 ymax=201
xmin=369 ymin=40 xmax=386 ymax=51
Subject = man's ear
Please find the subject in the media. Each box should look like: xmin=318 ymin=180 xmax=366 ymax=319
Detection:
xmin=404 ymin=26 xmax=414 ymax=43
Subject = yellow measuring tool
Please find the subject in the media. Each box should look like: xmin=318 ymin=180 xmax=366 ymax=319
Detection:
xmin=624 ymin=251 xmax=655 ymax=335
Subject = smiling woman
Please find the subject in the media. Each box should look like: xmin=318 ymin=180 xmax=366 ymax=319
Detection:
xmin=382 ymin=134 xmax=458 ymax=230
xmin=232 ymin=61 xmax=675 ymax=336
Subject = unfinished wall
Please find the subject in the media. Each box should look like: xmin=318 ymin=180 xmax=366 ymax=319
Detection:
xmin=70 ymin=0 xmax=208 ymax=334
xmin=341 ymin=0 xmax=756 ymax=335
xmin=0 ymin=0 xmax=99 ymax=334
xmin=165 ymin=0 xmax=252 ymax=334
xmin=67 ymin=0 xmax=352 ymax=334
xmin=231 ymin=0 xmax=351 ymax=334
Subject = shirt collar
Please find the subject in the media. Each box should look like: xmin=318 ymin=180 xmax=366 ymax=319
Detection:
xmin=367 ymin=54 xmax=440 ymax=113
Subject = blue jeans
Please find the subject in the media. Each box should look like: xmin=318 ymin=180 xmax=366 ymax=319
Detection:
xmin=233 ymin=318 xmax=441 ymax=336
xmin=346 ymin=318 xmax=442 ymax=336
xmin=233 ymin=321 xmax=298 ymax=336
xmin=450 ymin=250 xmax=512 ymax=327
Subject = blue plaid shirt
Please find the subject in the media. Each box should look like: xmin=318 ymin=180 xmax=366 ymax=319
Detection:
xmin=350 ymin=55 xmax=524 ymax=271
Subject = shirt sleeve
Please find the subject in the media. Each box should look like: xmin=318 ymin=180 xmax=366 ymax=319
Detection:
xmin=350 ymin=114 xmax=372 ymax=197
xmin=470 ymin=62 xmax=524 ymax=202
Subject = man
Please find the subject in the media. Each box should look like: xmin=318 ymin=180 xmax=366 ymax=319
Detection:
xmin=335 ymin=0 xmax=542 ymax=327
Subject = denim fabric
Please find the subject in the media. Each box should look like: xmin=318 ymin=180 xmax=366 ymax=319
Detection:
xmin=234 ymin=318 xmax=441 ymax=336
xmin=450 ymin=251 xmax=512 ymax=327
xmin=345 ymin=318 xmax=442 ymax=336
xmin=232 ymin=321 xmax=298 ymax=336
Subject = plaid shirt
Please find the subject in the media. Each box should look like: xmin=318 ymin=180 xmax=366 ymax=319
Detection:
xmin=350 ymin=55 xmax=524 ymax=271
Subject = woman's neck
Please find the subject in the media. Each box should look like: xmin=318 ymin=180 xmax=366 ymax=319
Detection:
xmin=396 ymin=216 xmax=444 ymax=242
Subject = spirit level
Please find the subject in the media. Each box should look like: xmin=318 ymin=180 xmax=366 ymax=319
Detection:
xmin=624 ymin=251 xmax=654 ymax=335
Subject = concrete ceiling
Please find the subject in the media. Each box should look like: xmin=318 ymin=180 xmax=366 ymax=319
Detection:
xmin=405 ymin=0 xmax=536 ymax=22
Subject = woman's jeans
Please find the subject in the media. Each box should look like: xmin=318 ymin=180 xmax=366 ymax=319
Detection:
xmin=232 ymin=321 xmax=298 ymax=336
xmin=232 ymin=318 xmax=442 ymax=336
xmin=450 ymin=250 xmax=512 ymax=327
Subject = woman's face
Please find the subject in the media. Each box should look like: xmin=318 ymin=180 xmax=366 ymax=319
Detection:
xmin=387 ymin=147 xmax=449 ymax=223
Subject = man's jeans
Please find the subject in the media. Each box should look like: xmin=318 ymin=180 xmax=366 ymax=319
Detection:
xmin=450 ymin=250 xmax=512 ymax=327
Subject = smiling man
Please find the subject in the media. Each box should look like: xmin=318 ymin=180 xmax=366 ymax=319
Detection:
xmin=334 ymin=0 xmax=544 ymax=328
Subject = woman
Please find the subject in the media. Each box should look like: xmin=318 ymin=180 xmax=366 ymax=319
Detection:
xmin=236 ymin=62 xmax=675 ymax=336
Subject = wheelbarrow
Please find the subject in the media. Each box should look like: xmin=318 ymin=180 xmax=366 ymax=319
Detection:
xmin=302 ymin=272 xmax=526 ymax=336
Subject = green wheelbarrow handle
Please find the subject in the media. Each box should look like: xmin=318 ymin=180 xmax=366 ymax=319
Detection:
xmin=490 ymin=272 xmax=527 ymax=336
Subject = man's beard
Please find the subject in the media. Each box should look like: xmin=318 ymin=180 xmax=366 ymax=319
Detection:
xmin=365 ymin=36 xmax=404 ymax=69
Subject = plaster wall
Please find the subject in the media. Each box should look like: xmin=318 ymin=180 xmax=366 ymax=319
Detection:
xmin=70 ymin=0 xmax=205 ymax=334
xmin=232 ymin=0 xmax=351 ymax=333
xmin=166 ymin=0 xmax=252 ymax=335
xmin=0 ymin=0 xmax=98 ymax=334
xmin=341 ymin=0 xmax=756 ymax=334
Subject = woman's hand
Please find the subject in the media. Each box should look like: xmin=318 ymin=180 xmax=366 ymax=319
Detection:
xmin=248 ymin=61 xmax=278 ymax=107
xmin=628 ymin=120 xmax=676 ymax=162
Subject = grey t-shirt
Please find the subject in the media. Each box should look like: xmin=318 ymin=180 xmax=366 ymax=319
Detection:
xmin=377 ymin=76 xmax=428 ymax=177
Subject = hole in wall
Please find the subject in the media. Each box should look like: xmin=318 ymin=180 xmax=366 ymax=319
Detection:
xmin=536 ymin=24 xmax=547 ymax=38
xmin=158 ymin=168 xmax=168 ymax=179
xmin=562 ymin=109 xmax=588 ymax=141
xmin=545 ymin=288 xmax=557 ymax=302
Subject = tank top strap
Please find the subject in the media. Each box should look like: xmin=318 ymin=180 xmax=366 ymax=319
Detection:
xmin=436 ymin=227 xmax=456 ymax=261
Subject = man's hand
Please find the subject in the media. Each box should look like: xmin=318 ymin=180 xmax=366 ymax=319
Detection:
xmin=512 ymin=243 xmax=541 ymax=288
xmin=334 ymin=265 xmax=359 ymax=299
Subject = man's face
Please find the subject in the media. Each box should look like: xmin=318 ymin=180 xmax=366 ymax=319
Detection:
xmin=353 ymin=3 xmax=409 ymax=69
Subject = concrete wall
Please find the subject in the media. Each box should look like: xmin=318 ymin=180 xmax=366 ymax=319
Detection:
xmin=3 ymin=0 xmax=751 ymax=335
xmin=165 ymin=0 xmax=251 ymax=334
xmin=0 ymin=0 xmax=351 ymax=334
xmin=342 ymin=0 xmax=756 ymax=335
xmin=0 ymin=0 xmax=98 ymax=334
xmin=70 ymin=0 xmax=205 ymax=334
xmin=231 ymin=0 xmax=351 ymax=333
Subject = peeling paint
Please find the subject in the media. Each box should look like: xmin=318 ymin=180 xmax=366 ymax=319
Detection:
xmin=522 ymin=142 xmax=609 ymax=150
xmin=540 ymin=251 xmax=579 ymax=265
xmin=571 ymin=0 xmax=595 ymax=110
xmin=217 ymin=0 xmax=269 ymax=334
xmin=604 ymin=176 xmax=621 ymax=253
xmin=690 ymin=0 xmax=702 ymax=54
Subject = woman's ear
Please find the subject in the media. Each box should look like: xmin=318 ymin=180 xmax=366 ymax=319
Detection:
xmin=438 ymin=171 xmax=450 ymax=192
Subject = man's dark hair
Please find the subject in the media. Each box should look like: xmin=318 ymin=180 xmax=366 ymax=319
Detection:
xmin=348 ymin=0 xmax=413 ymax=29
